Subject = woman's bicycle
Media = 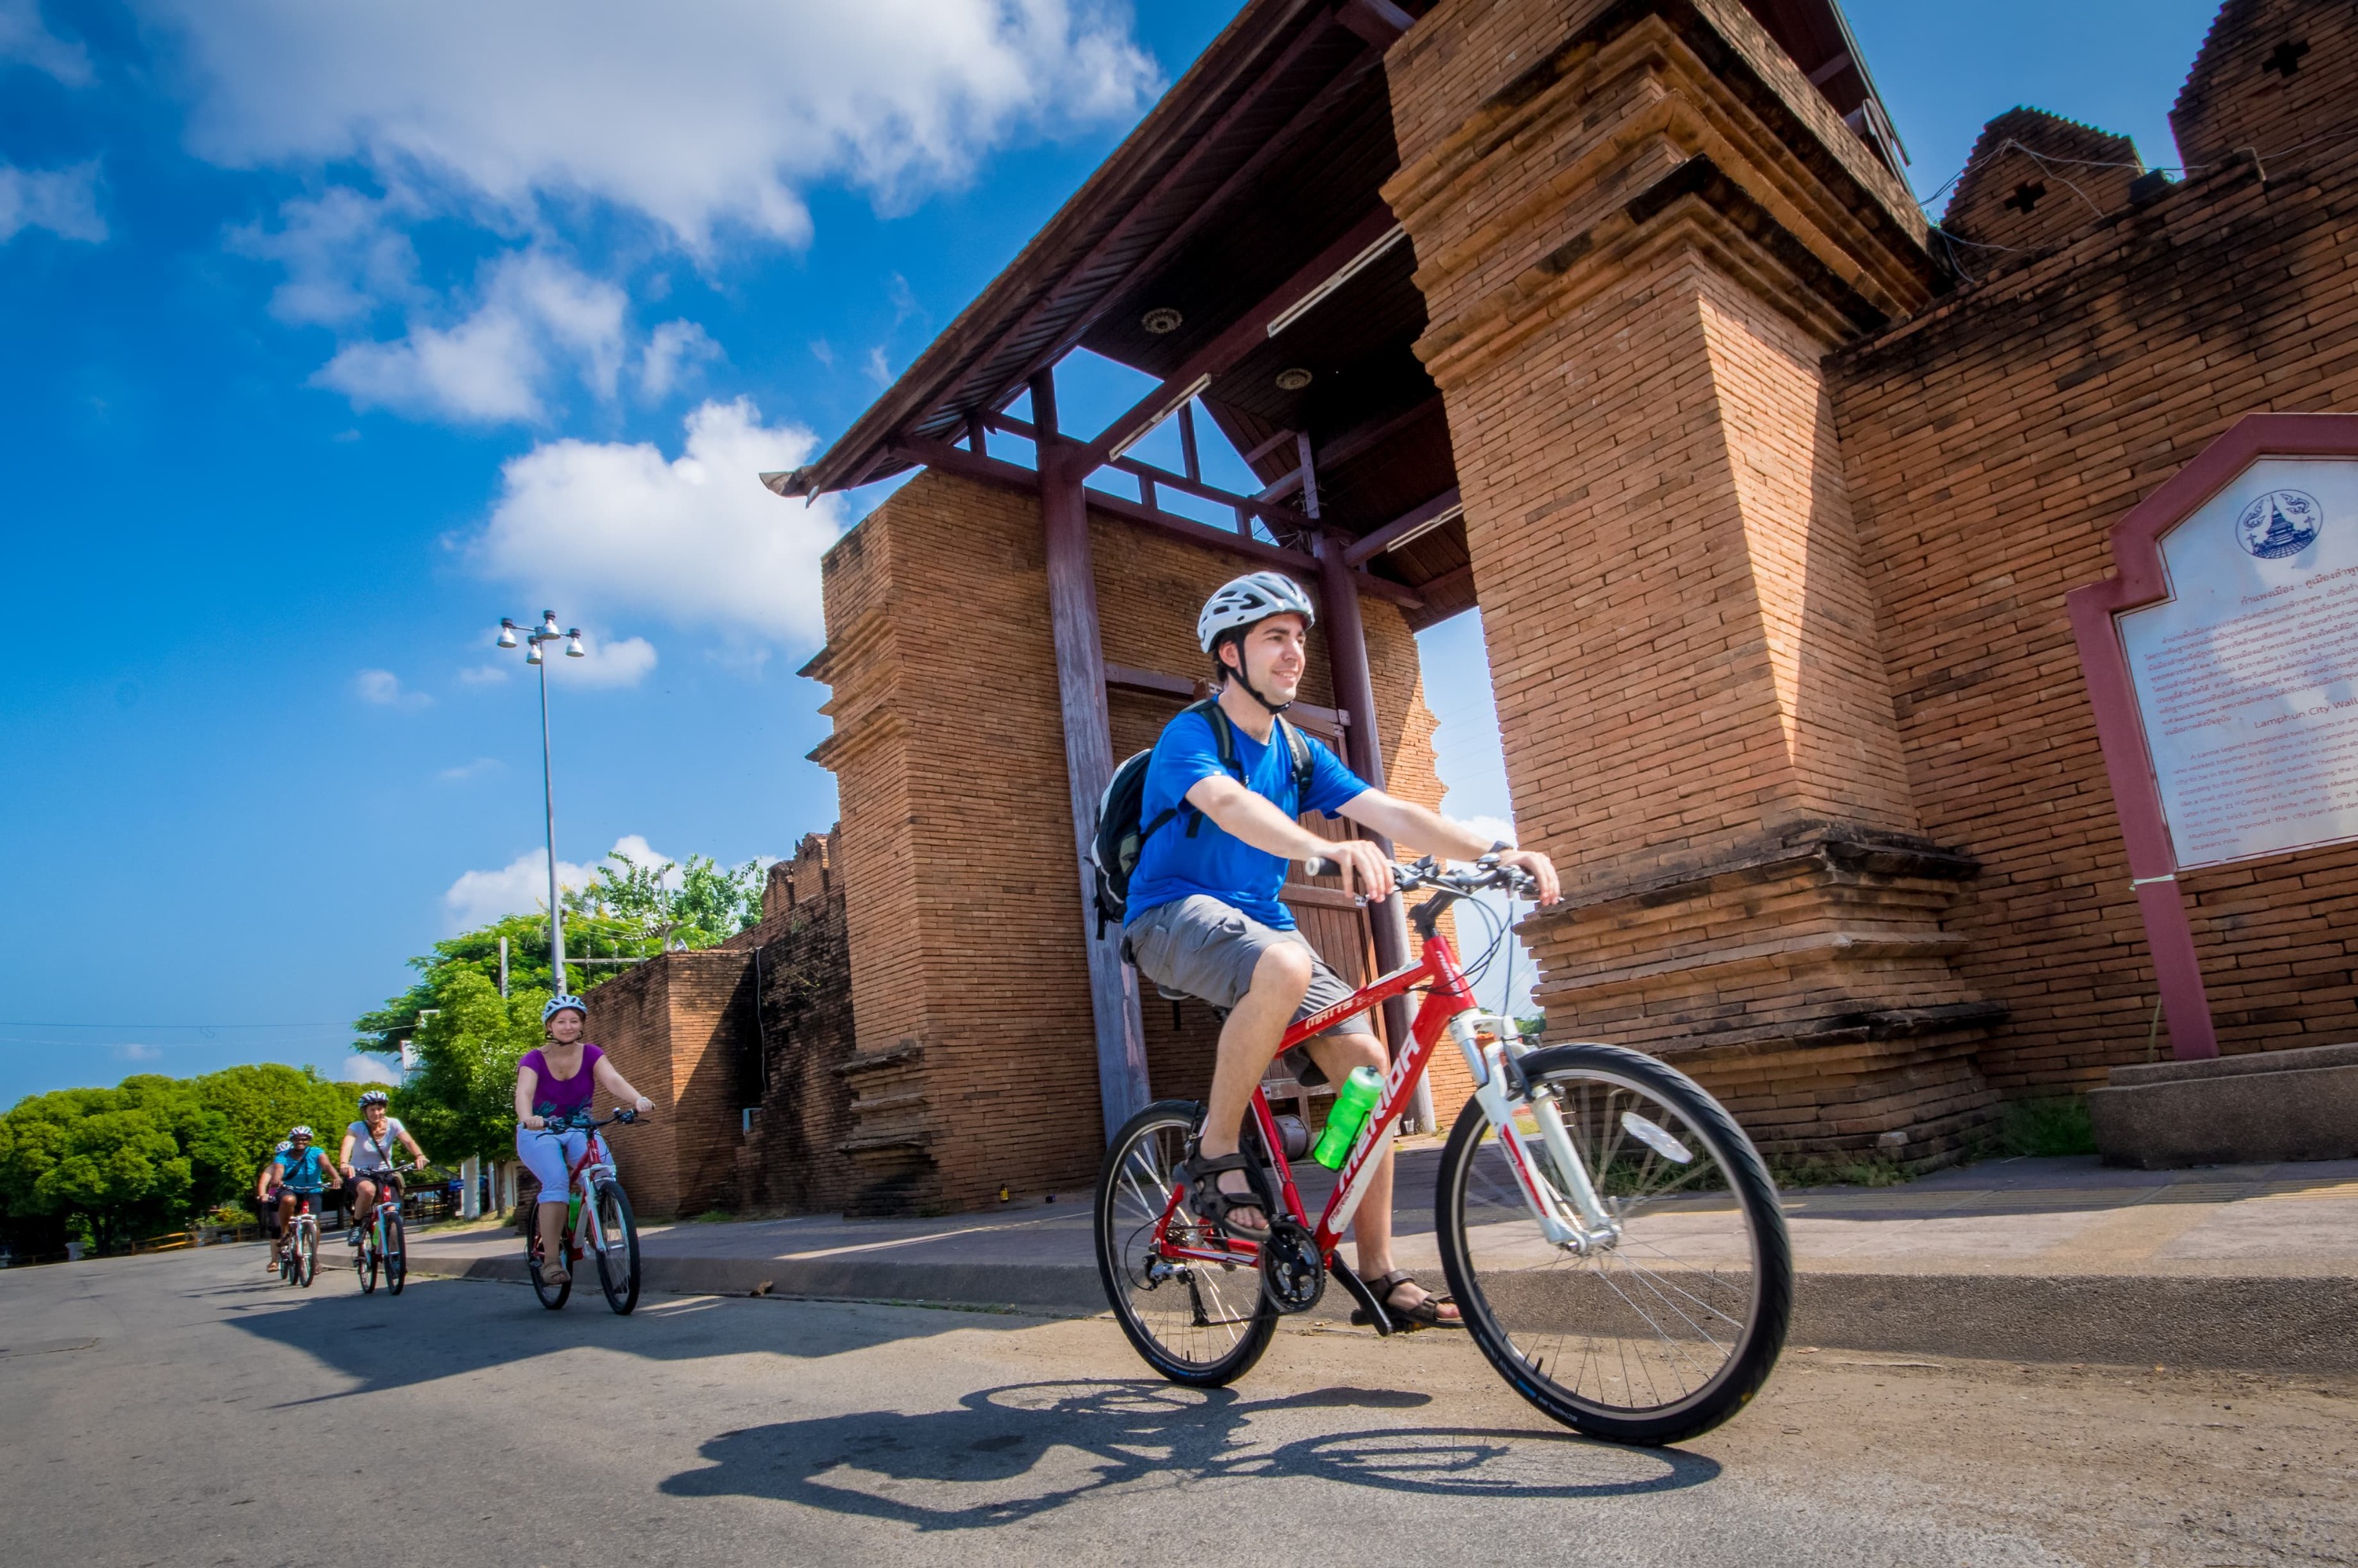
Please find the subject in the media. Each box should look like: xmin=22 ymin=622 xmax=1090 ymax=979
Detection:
xmin=1095 ymin=854 xmax=1793 ymax=1446
xmin=276 ymin=1194 xmax=321 ymax=1289
xmin=525 ymin=1108 xmax=642 ymax=1315
xmin=352 ymin=1170 xmax=410 ymax=1297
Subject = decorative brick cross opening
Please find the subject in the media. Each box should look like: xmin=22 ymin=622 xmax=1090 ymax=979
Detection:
xmin=2263 ymin=39 xmax=2310 ymax=77
xmin=2004 ymin=180 xmax=2048 ymax=215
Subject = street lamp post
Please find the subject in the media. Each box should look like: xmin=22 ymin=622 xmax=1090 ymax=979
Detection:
xmin=496 ymin=611 xmax=585 ymax=993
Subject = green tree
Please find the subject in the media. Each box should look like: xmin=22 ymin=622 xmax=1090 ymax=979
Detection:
xmin=0 ymin=1064 xmax=376 ymax=1254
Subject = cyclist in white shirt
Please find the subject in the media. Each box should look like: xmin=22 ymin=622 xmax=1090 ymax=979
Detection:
xmin=337 ymin=1090 xmax=428 ymax=1247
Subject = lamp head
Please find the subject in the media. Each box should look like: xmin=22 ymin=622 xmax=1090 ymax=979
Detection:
xmin=541 ymin=611 xmax=560 ymax=636
xmin=527 ymin=641 xmax=544 ymax=666
xmin=496 ymin=619 xmax=518 ymax=650
xmin=564 ymin=632 xmax=585 ymax=658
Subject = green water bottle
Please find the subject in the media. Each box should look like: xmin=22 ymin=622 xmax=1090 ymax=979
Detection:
xmin=1311 ymin=1066 xmax=1384 ymax=1170
xmin=566 ymin=1192 xmax=582 ymax=1237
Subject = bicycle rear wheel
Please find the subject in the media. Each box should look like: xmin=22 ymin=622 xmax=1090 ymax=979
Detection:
xmin=357 ymin=1226 xmax=378 ymax=1294
xmin=1436 ymin=1044 xmax=1791 ymax=1445
xmin=384 ymin=1214 xmax=406 ymax=1297
xmin=1095 ymin=1100 xmax=1276 ymax=1388
xmin=296 ymin=1225 xmax=318 ymax=1289
xmin=591 ymin=1180 xmax=639 ymax=1315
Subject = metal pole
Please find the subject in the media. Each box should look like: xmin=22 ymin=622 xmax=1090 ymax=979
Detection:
xmin=538 ymin=650 xmax=566 ymax=995
xmin=498 ymin=936 xmax=509 ymax=999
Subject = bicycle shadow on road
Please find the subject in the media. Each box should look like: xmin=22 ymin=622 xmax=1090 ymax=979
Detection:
xmin=660 ymin=1378 xmax=1717 ymax=1529
xmin=216 ymin=1272 xmax=1049 ymax=1401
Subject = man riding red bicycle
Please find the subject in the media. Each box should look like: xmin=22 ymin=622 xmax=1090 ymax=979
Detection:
xmin=1123 ymin=572 xmax=1559 ymax=1329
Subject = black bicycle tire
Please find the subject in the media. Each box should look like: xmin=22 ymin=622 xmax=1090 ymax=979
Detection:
xmin=384 ymin=1214 xmax=406 ymax=1297
xmin=528 ymin=1228 xmax=572 ymax=1310
xmin=593 ymin=1181 xmax=640 ymax=1316
xmin=358 ymin=1226 xmax=377 ymax=1294
xmin=1434 ymin=1044 xmax=1792 ymax=1446
xmin=1094 ymin=1099 xmax=1276 ymax=1388
xmin=296 ymin=1225 xmax=318 ymax=1289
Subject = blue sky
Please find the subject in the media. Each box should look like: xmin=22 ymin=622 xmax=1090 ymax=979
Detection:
xmin=1 ymin=0 xmax=2227 ymax=1104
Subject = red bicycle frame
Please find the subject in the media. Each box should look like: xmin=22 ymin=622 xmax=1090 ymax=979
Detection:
xmin=1151 ymin=923 xmax=1485 ymax=1269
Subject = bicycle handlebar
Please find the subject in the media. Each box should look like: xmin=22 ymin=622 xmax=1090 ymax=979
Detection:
xmin=536 ymin=1107 xmax=641 ymax=1133
xmin=1301 ymin=853 xmax=1540 ymax=902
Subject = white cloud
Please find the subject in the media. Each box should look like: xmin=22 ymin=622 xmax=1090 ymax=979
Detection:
xmin=1 ymin=0 xmax=91 ymax=84
xmin=1456 ymin=816 xmax=1518 ymax=856
xmin=457 ymin=663 xmax=509 ymax=686
xmin=444 ymin=846 xmax=597 ymax=931
xmin=862 ymin=344 xmax=892 ymax=387
xmin=228 ymin=186 xmax=421 ymax=327
xmin=436 ymin=757 xmax=502 ymax=782
xmin=342 ymin=1053 xmax=402 ymax=1085
xmin=148 ymin=0 xmax=1158 ymax=252
xmin=0 ymin=160 xmax=105 ymax=244
xmin=556 ymin=633 xmax=659 ymax=689
xmin=115 ymin=1042 xmax=163 ymax=1063
xmin=639 ymin=318 xmax=721 ymax=402
xmin=354 ymin=668 xmax=432 ymax=708
xmin=476 ymin=398 xmax=843 ymax=649
xmin=443 ymin=834 xmax=675 ymax=931
xmin=317 ymin=248 xmax=626 ymax=424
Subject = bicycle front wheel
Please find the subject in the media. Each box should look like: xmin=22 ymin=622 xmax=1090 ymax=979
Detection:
xmin=590 ymin=1180 xmax=640 ymax=1315
xmin=1095 ymin=1100 xmax=1275 ymax=1388
xmin=357 ymin=1228 xmax=378 ymax=1294
xmin=1436 ymin=1044 xmax=1791 ymax=1445
xmin=384 ymin=1214 xmax=406 ymax=1298
xmin=296 ymin=1225 xmax=318 ymax=1289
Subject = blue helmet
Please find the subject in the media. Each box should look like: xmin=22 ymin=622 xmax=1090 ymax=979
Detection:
xmin=542 ymin=993 xmax=586 ymax=1024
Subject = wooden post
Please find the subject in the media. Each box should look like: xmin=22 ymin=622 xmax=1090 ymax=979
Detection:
xmin=1034 ymin=369 xmax=1154 ymax=1137
xmin=1314 ymin=531 xmax=1433 ymax=1132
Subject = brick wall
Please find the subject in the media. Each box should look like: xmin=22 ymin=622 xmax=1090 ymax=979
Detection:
xmin=576 ymin=949 xmax=749 ymax=1220
xmin=1829 ymin=128 xmax=2358 ymax=1089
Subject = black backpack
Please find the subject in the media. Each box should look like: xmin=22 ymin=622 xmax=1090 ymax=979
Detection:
xmin=1088 ymin=699 xmax=1313 ymax=938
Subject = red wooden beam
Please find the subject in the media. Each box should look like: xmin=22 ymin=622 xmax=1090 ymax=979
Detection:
xmin=1334 ymin=0 xmax=1416 ymax=48
xmin=1344 ymin=487 xmax=1463 ymax=567
xmin=1083 ymin=205 xmax=1400 ymax=467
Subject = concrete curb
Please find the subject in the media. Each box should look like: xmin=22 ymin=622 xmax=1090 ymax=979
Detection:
xmin=409 ymin=1248 xmax=2358 ymax=1372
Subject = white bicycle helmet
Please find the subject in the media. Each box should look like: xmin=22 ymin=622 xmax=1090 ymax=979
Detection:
xmin=542 ymin=993 xmax=586 ymax=1024
xmin=1197 ymin=571 xmax=1314 ymax=652
xmin=274 ymin=1140 xmax=293 ymax=1155
xmin=358 ymin=1089 xmax=389 ymax=1108
xmin=288 ymin=1126 xmax=313 ymax=1140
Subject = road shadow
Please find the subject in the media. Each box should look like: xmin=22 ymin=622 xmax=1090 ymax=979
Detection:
xmin=215 ymin=1265 xmax=1046 ymax=1401
xmin=661 ymin=1379 xmax=1717 ymax=1528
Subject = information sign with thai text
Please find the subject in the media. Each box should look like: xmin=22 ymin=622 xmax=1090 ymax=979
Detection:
xmin=2117 ymin=457 xmax=2358 ymax=868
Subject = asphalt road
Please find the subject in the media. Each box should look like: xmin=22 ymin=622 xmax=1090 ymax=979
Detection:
xmin=4 ymin=1245 xmax=2352 ymax=1567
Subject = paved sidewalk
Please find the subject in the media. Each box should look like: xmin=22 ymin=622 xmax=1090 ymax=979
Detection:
xmin=409 ymin=1152 xmax=2358 ymax=1370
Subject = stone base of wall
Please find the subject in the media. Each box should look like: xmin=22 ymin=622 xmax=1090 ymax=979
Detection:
xmin=1526 ymin=820 xmax=2004 ymax=1166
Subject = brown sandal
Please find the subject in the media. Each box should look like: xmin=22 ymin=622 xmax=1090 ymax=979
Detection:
xmin=1351 ymin=1269 xmax=1461 ymax=1330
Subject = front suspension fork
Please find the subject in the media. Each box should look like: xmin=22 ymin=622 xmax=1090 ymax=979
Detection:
xmin=1451 ymin=1014 xmax=1619 ymax=1253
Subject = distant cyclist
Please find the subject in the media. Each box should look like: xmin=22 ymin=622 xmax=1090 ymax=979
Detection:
xmin=338 ymin=1090 xmax=428 ymax=1248
xmin=254 ymin=1143 xmax=289 ymax=1271
xmin=515 ymin=993 xmax=654 ymax=1287
xmin=267 ymin=1127 xmax=335 ymax=1266
xmin=1126 ymin=573 xmax=1559 ymax=1327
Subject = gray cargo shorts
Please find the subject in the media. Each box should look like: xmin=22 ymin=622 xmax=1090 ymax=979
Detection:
xmin=1122 ymin=894 xmax=1371 ymax=1088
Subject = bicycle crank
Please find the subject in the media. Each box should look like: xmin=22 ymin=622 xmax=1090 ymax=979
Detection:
xmin=1258 ymin=1221 xmax=1325 ymax=1314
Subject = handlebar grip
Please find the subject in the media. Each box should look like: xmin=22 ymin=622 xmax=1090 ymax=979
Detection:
xmin=1303 ymin=856 xmax=1339 ymax=878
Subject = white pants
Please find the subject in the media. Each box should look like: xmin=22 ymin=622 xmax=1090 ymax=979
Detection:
xmin=516 ymin=1126 xmax=597 ymax=1200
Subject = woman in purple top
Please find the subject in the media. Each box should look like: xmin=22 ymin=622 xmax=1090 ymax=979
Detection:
xmin=515 ymin=993 xmax=655 ymax=1287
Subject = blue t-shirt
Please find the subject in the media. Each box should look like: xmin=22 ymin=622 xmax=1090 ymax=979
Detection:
xmin=1124 ymin=707 xmax=1372 ymax=931
xmin=272 ymin=1147 xmax=332 ymax=1192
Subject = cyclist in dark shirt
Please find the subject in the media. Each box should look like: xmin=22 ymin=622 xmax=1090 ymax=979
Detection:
xmin=1126 ymin=573 xmax=1559 ymax=1327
